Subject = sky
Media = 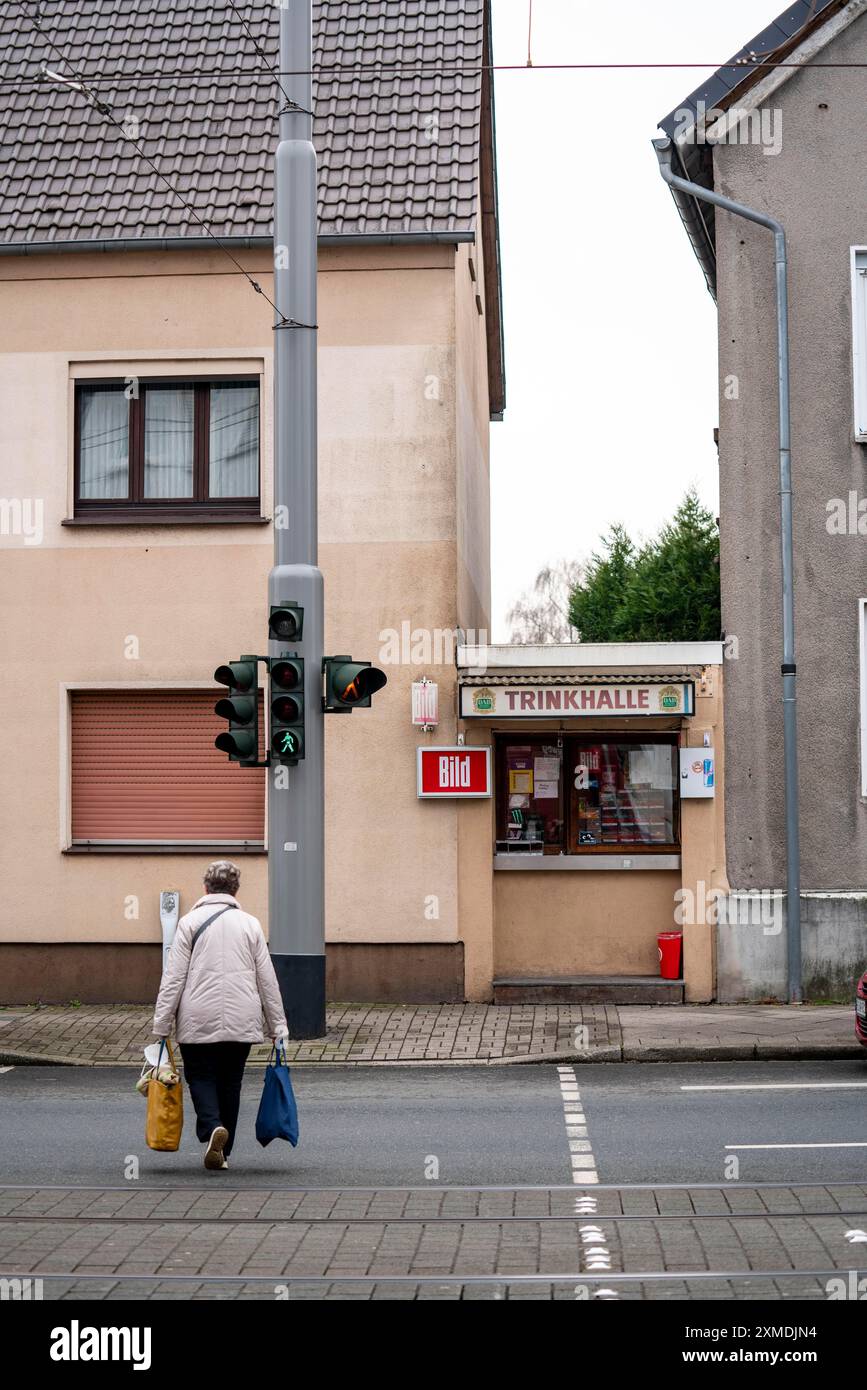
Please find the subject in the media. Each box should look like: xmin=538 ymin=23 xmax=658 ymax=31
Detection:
xmin=488 ymin=0 xmax=785 ymax=639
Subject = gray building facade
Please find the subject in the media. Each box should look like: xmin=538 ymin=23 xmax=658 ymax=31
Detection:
xmin=657 ymin=0 xmax=867 ymax=999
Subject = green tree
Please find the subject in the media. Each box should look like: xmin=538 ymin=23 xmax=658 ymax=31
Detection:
xmin=567 ymin=524 xmax=635 ymax=641
xmin=568 ymin=491 xmax=720 ymax=641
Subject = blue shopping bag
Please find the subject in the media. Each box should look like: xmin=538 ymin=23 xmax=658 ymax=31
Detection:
xmin=255 ymin=1042 xmax=299 ymax=1147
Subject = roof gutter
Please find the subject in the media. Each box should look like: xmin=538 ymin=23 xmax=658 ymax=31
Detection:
xmin=0 ymin=230 xmax=475 ymax=257
xmin=666 ymin=142 xmax=718 ymax=299
xmin=654 ymin=135 xmax=802 ymax=1004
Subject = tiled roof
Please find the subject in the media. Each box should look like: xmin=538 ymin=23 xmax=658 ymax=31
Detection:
xmin=0 ymin=0 xmax=486 ymax=247
xmin=657 ymin=0 xmax=846 ymax=141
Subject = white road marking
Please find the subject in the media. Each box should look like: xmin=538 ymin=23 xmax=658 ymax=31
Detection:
xmin=556 ymin=1066 xmax=617 ymax=1300
xmin=0 ymin=1067 xmax=13 ymax=1075
xmin=682 ymin=1082 xmax=867 ymax=1091
xmin=725 ymin=1142 xmax=867 ymax=1150
xmin=557 ymin=1066 xmax=598 ymax=1184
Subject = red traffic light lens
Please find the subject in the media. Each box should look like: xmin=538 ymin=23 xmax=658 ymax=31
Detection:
xmin=272 ymin=695 xmax=301 ymax=722
xmin=270 ymin=660 xmax=302 ymax=689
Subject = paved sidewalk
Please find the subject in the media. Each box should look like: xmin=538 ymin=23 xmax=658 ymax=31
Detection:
xmin=0 ymin=1001 xmax=859 ymax=1066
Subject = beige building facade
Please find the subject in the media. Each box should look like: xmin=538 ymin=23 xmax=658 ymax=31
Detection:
xmin=0 ymin=0 xmax=509 ymax=1006
xmin=0 ymin=236 xmax=499 ymax=1003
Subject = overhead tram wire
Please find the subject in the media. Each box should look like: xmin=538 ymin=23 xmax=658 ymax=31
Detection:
xmin=13 ymin=0 xmax=284 ymax=321
xmin=5 ymin=56 xmax=867 ymax=91
xmin=224 ymin=0 xmax=295 ymax=107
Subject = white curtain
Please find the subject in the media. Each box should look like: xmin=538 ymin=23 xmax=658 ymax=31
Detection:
xmin=209 ymin=384 xmax=259 ymax=497
xmin=144 ymin=387 xmax=194 ymax=498
xmin=79 ymin=389 xmax=129 ymax=498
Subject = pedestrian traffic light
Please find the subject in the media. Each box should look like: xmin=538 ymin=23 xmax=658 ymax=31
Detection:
xmin=323 ymin=656 xmax=388 ymax=712
xmin=214 ymin=658 xmax=259 ymax=763
xmin=270 ymin=656 xmax=305 ymax=762
xmin=268 ymin=603 xmax=303 ymax=643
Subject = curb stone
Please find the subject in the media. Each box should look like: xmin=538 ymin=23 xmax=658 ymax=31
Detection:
xmin=1 ymin=1042 xmax=861 ymax=1067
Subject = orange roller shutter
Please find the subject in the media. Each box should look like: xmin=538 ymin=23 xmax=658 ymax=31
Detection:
xmin=71 ymin=690 xmax=265 ymax=844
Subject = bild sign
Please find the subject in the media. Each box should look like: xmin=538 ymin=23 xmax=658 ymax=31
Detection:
xmin=417 ymin=746 xmax=492 ymax=798
xmin=459 ymin=683 xmax=694 ymax=718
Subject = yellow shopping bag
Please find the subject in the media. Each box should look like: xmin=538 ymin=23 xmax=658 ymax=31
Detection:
xmin=145 ymin=1039 xmax=184 ymax=1152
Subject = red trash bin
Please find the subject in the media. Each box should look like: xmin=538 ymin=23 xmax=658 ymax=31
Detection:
xmin=658 ymin=931 xmax=682 ymax=980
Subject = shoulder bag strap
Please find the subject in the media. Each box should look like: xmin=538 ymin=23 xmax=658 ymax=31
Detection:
xmin=190 ymin=903 xmax=235 ymax=954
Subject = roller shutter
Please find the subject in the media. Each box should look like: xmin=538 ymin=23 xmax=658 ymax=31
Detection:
xmin=71 ymin=690 xmax=265 ymax=844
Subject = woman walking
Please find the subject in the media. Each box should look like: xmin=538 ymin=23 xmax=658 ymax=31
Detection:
xmin=151 ymin=861 xmax=288 ymax=1170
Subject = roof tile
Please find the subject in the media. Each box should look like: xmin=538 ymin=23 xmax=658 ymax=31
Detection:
xmin=0 ymin=0 xmax=483 ymax=246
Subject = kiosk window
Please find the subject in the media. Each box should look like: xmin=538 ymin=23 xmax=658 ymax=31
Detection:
xmin=495 ymin=734 xmax=679 ymax=855
xmin=567 ymin=739 xmax=678 ymax=851
xmin=496 ymin=741 xmax=564 ymax=854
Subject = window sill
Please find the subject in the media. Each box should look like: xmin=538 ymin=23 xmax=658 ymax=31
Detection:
xmin=494 ymin=853 xmax=681 ymax=871
xmin=63 ymin=513 xmax=270 ymax=527
xmin=64 ymin=843 xmax=266 ymax=855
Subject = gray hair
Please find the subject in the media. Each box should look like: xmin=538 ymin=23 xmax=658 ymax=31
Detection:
xmin=203 ymin=860 xmax=241 ymax=896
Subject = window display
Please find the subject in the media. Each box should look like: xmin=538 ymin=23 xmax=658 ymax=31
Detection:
xmin=568 ymin=742 xmax=677 ymax=850
xmin=496 ymin=735 xmax=679 ymax=855
xmin=496 ymin=743 xmax=563 ymax=853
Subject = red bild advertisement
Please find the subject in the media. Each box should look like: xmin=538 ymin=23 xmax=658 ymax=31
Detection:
xmin=418 ymin=747 xmax=492 ymax=797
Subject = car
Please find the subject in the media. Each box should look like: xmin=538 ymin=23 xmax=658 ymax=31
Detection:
xmin=856 ymin=970 xmax=867 ymax=1047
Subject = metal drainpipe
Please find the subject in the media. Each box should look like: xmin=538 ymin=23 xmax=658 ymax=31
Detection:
xmin=653 ymin=136 xmax=802 ymax=1004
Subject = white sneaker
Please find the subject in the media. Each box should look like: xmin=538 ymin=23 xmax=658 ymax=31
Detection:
xmin=204 ymin=1126 xmax=229 ymax=1170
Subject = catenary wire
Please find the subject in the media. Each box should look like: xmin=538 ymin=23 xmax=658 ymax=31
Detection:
xmin=13 ymin=0 xmax=284 ymax=319
xmin=5 ymin=59 xmax=867 ymax=90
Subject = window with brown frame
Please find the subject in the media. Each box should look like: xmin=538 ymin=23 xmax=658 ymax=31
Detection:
xmin=74 ymin=378 xmax=261 ymax=521
xmin=495 ymin=732 xmax=680 ymax=856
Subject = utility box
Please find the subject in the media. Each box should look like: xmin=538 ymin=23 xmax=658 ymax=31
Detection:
xmin=679 ymin=748 xmax=715 ymax=798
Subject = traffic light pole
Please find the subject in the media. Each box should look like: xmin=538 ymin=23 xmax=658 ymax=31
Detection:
xmin=269 ymin=0 xmax=325 ymax=1039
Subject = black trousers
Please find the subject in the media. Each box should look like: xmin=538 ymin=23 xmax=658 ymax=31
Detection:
xmin=179 ymin=1042 xmax=251 ymax=1157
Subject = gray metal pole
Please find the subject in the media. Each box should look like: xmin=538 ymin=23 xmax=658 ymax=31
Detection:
xmin=269 ymin=0 xmax=325 ymax=1037
xmin=653 ymin=137 xmax=802 ymax=1003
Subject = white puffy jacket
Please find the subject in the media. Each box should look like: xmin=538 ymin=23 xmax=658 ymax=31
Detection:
xmin=152 ymin=894 xmax=288 ymax=1044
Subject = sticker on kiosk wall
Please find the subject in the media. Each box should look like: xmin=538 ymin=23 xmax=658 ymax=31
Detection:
xmin=417 ymin=747 xmax=492 ymax=798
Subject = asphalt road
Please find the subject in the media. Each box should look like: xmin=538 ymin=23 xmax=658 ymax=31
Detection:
xmin=0 ymin=1058 xmax=865 ymax=1188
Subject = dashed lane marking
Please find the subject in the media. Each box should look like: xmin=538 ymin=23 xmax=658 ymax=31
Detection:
xmin=556 ymin=1065 xmax=618 ymax=1301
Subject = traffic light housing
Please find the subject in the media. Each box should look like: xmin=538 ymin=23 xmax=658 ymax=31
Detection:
xmin=323 ymin=656 xmax=388 ymax=712
xmin=270 ymin=656 xmax=305 ymax=762
xmin=268 ymin=603 xmax=303 ymax=643
xmin=214 ymin=658 xmax=260 ymax=763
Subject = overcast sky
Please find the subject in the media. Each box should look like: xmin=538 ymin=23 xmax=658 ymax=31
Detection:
xmin=488 ymin=0 xmax=783 ymax=640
